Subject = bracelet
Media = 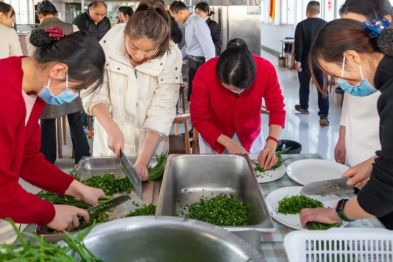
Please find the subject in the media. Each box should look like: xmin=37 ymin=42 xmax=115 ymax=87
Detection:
xmin=266 ymin=136 xmax=279 ymax=144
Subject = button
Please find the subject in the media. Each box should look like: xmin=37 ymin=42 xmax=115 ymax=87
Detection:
xmin=176 ymin=77 xmax=178 ymax=79
xmin=160 ymin=63 xmax=163 ymax=66
xmin=106 ymin=63 xmax=109 ymax=66
xmin=175 ymin=67 xmax=178 ymax=70
xmin=161 ymin=79 xmax=163 ymax=81
xmin=136 ymin=103 xmax=138 ymax=106
xmin=117 ymin=68 xmax=120 ymax=70
xmin=103 ymin=40 xmax=106 ymax=43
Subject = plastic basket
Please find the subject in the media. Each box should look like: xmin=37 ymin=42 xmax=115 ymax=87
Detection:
xmin=284 ymin=228 xmax=393 ymax=262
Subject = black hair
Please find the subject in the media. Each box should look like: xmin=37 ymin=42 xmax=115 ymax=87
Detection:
xmin=169 ymin=1 xmax=188 ymax=14
xmin=216 ymin=38 xmax=256 ymax=89
xmin=307 ymin=1 xmax=320 ymax=15
xmin=88 ymin=1 xmax=107 ymax=9
xmin=118 ymin=6 xmax=134 ymax=17
xmin=30 ymin=30 xmax=105 ymax=92
xmin=339 ymin=0 xmax=393 ymax=19
xmin=195 ymin=2 xmax=215 ymax=16
xmin=0 ymin=2 xmax=15 ymax=17
xmin=37 ymin=0 xmax=57 ymax=16
xmin=226 ymin=38 xmax=248 ymax=49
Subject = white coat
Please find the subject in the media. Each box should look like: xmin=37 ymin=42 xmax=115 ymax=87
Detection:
xmin=81 ymin=24 xmax=182 ymax=157
xmin=0 ymin=23 xmax=22 ymax=59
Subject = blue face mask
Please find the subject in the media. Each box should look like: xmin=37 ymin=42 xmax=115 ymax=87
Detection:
xmin=37 ymin=73 xmax=79 ymax=105
xmin=336 ymin=57 xmax=377 ymax=97
xmin=229 ymin=88 xmax=246 ymax=95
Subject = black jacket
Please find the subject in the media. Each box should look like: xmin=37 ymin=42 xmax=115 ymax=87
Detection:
xmin=206 ymin=18 xmax=222 ymax=56
xmin=72 ymin=12 xmax=111 ymax=41
xmin=356 ymin=55 xmax=393 ymax=223
xmin=294 ymin=17 xmax=326 ymax=62
xmin=169 ymin=12 xmax=183 ymax=44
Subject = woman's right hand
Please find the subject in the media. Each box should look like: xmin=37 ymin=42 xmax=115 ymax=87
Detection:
xmin=225 ymin=140 xmax=247 ymax=154
xmin=47 ymin=205 xmax=89 ymax=232
xmin=342 ymin=157 xmax=375 ymax=188
xmin=107 ymin=123 xmax=124 ymax=157
xmin=334 ymin=138 xmax=346 ymax=164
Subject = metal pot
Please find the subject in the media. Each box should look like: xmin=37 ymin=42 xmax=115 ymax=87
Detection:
xmin=67 ymin=216 xmax=265 ymax=262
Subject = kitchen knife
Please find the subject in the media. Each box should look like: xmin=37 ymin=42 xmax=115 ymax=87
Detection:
xmin=119 ymin=149 xmax=143 ymax=200
xmin=300 ymin=177 xmax=356 ymax=196
xmin=86 ymin=194 xmax=131 ymax=218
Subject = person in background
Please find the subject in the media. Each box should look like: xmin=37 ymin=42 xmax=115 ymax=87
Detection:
xmin=300 ymin=18 xmax=393 ymax=230
xmin=0 ymin=2 xmax=22 ymax=59
xmin=81 ymin=0 xmax=182 ymax=181
xmin=334 ymin=0 xmax=388 ymax=168
xmin=294 ymin=1 xmax=329 ymax=126
xmin=191 ymin=38 xmax=285 ymax=169
xmin=72 ymin=1 xmax=111 ymax=41
xmin=160 ymin=0 xmax=182 ymax=45
xmin=169 ymin=1 xmax=215 ymax=102
xmin=0 ymin=29 xmax=106 ymax=231
xmin=195 ymin=2 xmax=222 ymax=56
xmin=118 ymin=6 xmax=133 ymax=23
xmin=26 ymin=0 xmax=91 ymax=165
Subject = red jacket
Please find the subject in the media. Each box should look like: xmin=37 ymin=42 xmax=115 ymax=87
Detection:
xmin=190 ymin=55 xmax=286 ymax=153
xmin=0 ymin=57 xmax=75 ymax=226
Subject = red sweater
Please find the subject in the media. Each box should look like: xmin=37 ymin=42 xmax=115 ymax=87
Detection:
xmin=0 ymin=57 xmax=75 ymax=226
xmin=190 ymin=55 xmax=286 ymax=153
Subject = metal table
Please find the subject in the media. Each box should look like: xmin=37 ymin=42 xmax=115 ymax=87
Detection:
xmin=250 ymin=153 xmax=385 ymax=262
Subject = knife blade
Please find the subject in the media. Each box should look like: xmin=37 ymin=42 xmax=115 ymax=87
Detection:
xmin=119 ymin=149 xmax=143 ymax=200
xmin=300 ymin=177 xmax=355 ymax=196
xmin=87 ymin=194 xmax=131 ymax=218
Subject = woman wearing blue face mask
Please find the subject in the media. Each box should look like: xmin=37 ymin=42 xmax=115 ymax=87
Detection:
xmin=0 ymin=28 xmax=106 ymax=232
xmin=190 ymin=38 xmax=286 ymax=170
xmin=299 ymin=19 xmax=393 ymax=229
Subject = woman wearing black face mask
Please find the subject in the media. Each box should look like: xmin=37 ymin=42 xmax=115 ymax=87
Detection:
xmin=0 ymin=29 xmax=106 ymax=231
xmin=299 ymin=18 xmax=393 ymax=230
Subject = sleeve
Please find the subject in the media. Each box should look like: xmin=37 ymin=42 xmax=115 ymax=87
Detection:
xmin=72 ymin=25 xmax=80 ymax=32
xmin=0 ymin=94 xmax=59 ymax=226
xmin=181 ymin=42 xmax=187 ymax=58
xmin=190 ymin=65 xmax=223 ymax=152
xmin=211 ymin=22 xmax=222 ymax=52
xmin=81 ymin=68 xmax=110 ymax=115
xmin=26 ymin=32 xmax=36 ymax=57
xmin=294 ymin=23 xmax=303 ymax=62
xmin=171 ymin=18 xmax=183 ymax=44
xmin=263 ymin=62 xmax=286 ymax=127
xmin=339 ymin=93 xmax=348 ymax=126
xmin=8 ymin=29 xmax=23 ymax=57
xmin=73 ymin=15 xmax=87 ymax=32
xmin=143 ymin=45 xmax=182 ymax=135
xmin=357 ymin=99 xmax=393 ymax=217
xmin=195 ymin=21 xmax=216 ymax=61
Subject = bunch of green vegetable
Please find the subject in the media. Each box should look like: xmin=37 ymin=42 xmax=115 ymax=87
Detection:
xmin=277 ymin=195 xmax=324 ymax=215
xmin=147 ymin=152 xmax=168 ymax=182
xmin=0 ymin=218 xmax=102 ymax=262
xmin=81 ymin=173 xmax=132 ymax=195
xmin=37 ymin=191 xmax=113 ymax=209
xmin=123 ymin=204 xmax=156 ymax=217
xmin=307 ymin=222 xmax=340 ymax=230
xmin=253 ymin=148 xmax=291 ymax=174
xmin=185 ymin=193 xmax=248 ymax=226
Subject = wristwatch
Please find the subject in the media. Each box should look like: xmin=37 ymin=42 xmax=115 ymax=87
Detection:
xmin=335 ymin=199 xmax=355 ymax=222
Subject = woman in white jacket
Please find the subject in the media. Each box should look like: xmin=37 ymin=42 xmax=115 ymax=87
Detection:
xmin=82 ymin=0 xmax=182 ymax=181
xmin=0 ymin=2 xmax=22 ymax=59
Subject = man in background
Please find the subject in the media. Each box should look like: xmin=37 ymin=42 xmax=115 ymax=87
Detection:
xmin=169 ymin=1 xmax=215 ymax=102
xmin=118 ymin=6 xmax=133 ymax=24
xmin=72 ymin=1 xmax=111 ymax=41
xmin=160 ymin=1 xmax=182 ymax=44
xmin=294 ymin=1 xmax=329 ymax=126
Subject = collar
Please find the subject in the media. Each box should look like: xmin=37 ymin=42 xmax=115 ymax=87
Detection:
xmin=184 ymin=12 xmax=195 ymax=25
xmin=374 ymin=55 xmax=393 ymax=92
xmin=205 ymin=17 xmax=209 ymax=21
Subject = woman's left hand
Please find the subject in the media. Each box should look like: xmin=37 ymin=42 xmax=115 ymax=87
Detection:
xmin=65 ymin=180 xmax=105 ymax=207
xmin=134 ymin=161 xmax=149 ymax=181
xmin=258 ymin=142 xmax=278 ymax=170
xmin=300 ymin=208 xmax=343 ymax=227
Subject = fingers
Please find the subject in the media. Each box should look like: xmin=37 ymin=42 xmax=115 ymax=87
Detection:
xmin=76 ymin=208 xmax=90 ymax=224
xmin=258 ymin=150 xmax=268 ymax=167
xmin=71 ymin=214 xmax=80 ymax=231
xmin=267 ymin=153 xmax=278 ymax=169
xmin=300 ymin=208 xmax=312 ymax=227
xmin=342 ymin=168 xmax=355 ymax=178
xmin=265 ymin=151 xmax=274 ymax=169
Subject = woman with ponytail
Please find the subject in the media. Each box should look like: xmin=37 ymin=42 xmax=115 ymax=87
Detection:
xmin=300 ymin=18 xmax=393 ymax=229
xmin=190 ymin=38 xmax=286 ymax=169
xmin=82 ymin=0 xmax=183 ymax=181
xmin=0 ymin=29 xmax=106 ymax=230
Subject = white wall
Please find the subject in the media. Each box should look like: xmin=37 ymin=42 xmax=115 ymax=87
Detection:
xmin=261 ymin=24 xmax=295 ymax=54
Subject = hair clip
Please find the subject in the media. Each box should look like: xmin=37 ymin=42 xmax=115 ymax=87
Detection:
xmin=45 ymin=27 xmax=64 ymax=38
xmin=362 ymin=19 xmax=392 ymax=38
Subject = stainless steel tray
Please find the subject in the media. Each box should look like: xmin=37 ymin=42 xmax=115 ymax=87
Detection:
xmin=35 ymin=156 xmax=158 ymax=242
xmin=156 ymin=154 xmax=275 ymax=249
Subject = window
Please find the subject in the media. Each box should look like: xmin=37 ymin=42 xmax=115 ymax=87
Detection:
xmin=280 ymin=0 xmax=296 ymax=25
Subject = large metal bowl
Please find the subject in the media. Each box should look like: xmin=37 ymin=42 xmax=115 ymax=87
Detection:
xmin=67 ymin=216 xmax=265 ymax=262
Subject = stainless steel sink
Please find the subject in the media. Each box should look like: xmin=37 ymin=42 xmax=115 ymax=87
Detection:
xmin=67 ymin=216 xmax=265 ymax=262
xmin=156 ymin=154 xmax=275 ymax=250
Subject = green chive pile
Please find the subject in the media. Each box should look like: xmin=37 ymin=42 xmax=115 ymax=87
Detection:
xmin=277 ymin=195 xmax=324 ymax=215
xmin=123 ymin=204 xmax=156 ymax=217
xmin=185 ymin=193 xmax=248 ymax=226
xmin=81 ymin=173 xmax=132 ymax=196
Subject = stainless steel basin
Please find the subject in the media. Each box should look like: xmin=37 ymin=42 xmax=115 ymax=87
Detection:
xmin=67 ymin=216 xmax=265 ymax=262
xmin=156 ymin=155 xmax=275 ymax=249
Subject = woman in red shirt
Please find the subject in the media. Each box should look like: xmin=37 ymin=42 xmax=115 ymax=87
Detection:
xmin=0 ymin=28 xmax=105 ymax=231
xmin=191 ymin=38 xmax=286 ymax=169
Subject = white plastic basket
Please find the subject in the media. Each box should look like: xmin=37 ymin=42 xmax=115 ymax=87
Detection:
xmin=284 ymin=228 xmax=393 ymax=262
